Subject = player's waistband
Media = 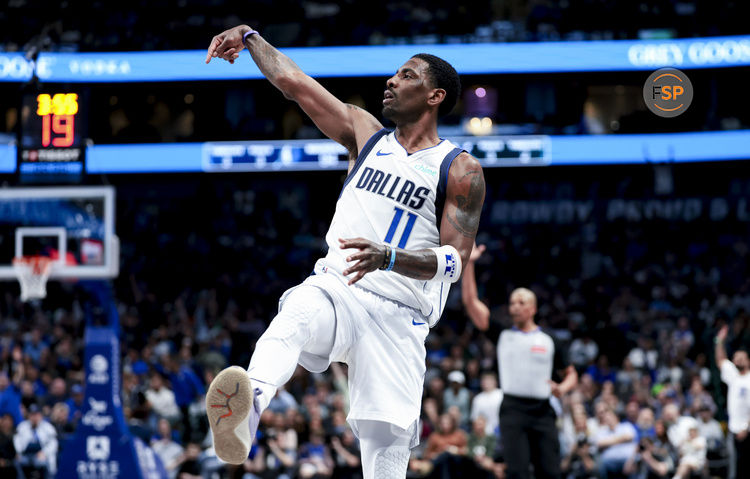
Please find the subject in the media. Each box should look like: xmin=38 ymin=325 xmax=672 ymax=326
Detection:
xmin=311 ymin=257 xmax=427 ymax=318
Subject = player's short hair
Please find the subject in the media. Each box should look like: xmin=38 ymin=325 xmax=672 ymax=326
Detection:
xmin=411 ymin=53 xmax=461 ymax=117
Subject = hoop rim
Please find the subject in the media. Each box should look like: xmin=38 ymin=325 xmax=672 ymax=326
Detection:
xmin=12 ymin=255 xmax=56 ymax=276
xmin=12 ymin=255 xmax=55 ymax=267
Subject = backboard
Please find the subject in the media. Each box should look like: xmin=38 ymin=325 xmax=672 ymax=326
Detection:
xmin=0 ymin=186 xmax=118 ymax=280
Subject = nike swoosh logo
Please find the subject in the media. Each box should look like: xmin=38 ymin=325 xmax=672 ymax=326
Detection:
xmin=412 ymin=319 xmax=426 ymax=326
xmin=376 ymin=150 xmax=393 ymax=156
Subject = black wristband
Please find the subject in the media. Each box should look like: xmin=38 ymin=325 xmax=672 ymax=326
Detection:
xmin=379 ymin=245 xmax=392 ymax=270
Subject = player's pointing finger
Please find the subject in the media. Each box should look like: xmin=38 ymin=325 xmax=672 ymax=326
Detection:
xmin=206 ymin=36 xmax=221 ymax=64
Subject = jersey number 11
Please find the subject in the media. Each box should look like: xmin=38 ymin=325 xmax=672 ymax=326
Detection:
xmin=384 ymin=206 xmax=417 ymax=248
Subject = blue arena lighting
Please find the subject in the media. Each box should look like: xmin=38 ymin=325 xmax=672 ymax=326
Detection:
xmin=1 ymin=35 xmax=749 ymax=83
xmin=77 ymin=130 xmax=750 ymax=175
xmin=0 ymin=53 xmax=33 ymax=82
xmin=0 ymin=144 xmax=15 ymax=172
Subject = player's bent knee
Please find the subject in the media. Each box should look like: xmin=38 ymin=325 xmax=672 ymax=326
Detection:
xmin=264 ymin=285 xmax=335 ymax=349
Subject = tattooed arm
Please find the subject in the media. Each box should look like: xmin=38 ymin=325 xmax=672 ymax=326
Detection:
xmin=206 ymin=25 xmax=382 ymax=168
xmin=438 ymin=152 xmax=486 ymax=268
xmin=340 ymin=153 xmax=485 ymax=284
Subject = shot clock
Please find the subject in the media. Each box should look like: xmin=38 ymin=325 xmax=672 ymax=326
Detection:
xmin=19 ymin=90 xmax=87 ymax=182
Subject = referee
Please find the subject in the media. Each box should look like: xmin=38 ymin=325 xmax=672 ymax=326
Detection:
xmin=461 ymin=244 xmax=578 ymax=479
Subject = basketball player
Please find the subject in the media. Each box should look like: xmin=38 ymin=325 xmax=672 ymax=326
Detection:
xmin=461 ymin=243 xmax=577 ymax=479
xmin=204 ymin=25 xmax=485 ymax=479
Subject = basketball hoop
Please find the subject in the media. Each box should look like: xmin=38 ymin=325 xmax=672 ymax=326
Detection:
xmin=12 ymin=256 xmax=54 ymax=302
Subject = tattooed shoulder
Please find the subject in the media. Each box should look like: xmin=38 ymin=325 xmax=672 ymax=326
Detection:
xmin=447 ymin=153 xmax=485 ymax=238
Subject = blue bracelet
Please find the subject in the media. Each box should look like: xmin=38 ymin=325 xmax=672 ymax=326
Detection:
xmin=386 ymin=247 xmax=397 ymax=271
xmin=242 ymin=29 xmax=259 ymax=45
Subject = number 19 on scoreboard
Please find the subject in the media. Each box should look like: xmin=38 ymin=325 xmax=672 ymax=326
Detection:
xmin=19 ymin=90 xmax=86 ymax=182
xmin=36 ymin=93 xmax=79 ymax=148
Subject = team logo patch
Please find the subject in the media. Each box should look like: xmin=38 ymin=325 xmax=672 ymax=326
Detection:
xmin=531 ymin=345 xmax=548 ymax=353
xmin=445 ymin=254 xmax=457 ymax=278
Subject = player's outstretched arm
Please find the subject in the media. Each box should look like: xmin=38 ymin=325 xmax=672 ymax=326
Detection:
xmin=340 ymin=153 xmax=485 ymax=284
xmin=206 ymin=25 xmax=382 ymax=161
xmin=461 ymin=243 xmax=490 ymax=331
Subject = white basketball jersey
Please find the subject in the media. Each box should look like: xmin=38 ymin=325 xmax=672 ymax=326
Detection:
xmin=316 ymin=129 xmax=463 ymax=326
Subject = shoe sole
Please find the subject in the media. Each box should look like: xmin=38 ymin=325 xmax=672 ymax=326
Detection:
xmin=206 ymin=366 xmax=253 ymax=464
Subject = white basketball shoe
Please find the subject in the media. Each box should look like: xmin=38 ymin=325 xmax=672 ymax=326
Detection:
xmin=206 ymin=366 xmax=261 ymax=464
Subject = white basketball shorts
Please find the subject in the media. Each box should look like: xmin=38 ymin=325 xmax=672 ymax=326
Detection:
xmin=278 ymin=259 xmax=429 ymax=446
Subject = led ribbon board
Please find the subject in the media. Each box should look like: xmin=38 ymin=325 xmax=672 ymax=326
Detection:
xmin=76 ymin=130 xmax=750 ymax=174
xmin=0 ymin=35 xmax=748 ymax=83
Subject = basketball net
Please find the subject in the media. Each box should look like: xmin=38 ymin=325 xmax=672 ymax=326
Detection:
xmin=12 ymin=256 xmax=54 ymax=302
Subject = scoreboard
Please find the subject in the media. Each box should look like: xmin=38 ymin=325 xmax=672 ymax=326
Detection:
xmin=19 ymin=91 xmax=87 ymax=181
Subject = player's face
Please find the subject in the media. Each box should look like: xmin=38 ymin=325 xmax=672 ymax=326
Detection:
xmin=509 ymin=290 xmax=536 ymax=324
xmin=382 ymin=58 xmax=434 ymax=123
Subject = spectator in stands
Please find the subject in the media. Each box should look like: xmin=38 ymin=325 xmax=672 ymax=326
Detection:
xmin=695 ymin=403 xmax=723 ymax=453
xmin=422 ymin=413 xmax=469 ymax=477
xmin=594 ymin=408 xmax=637 ymax=479
xmin=298 ymin=428 xmax=334 ymax=478
xmin=23 ymin=330 xmax=48 ymax=366
xmin=145 ymin=371 xmax=181 ymax=425
xmin=628 ymin=337 xmax=659 ymax=373
xmin=0 ymin=371 xmax=22 ymax=427
xmin=268 ymin=386 xmax=300 ymax=415
xmin=615 ymin=357 xmax=642 ymax=398
xmin=715 ymin=325 xmax=750 ymax=479
xmin=49 ymin=402 xmax=74 ymax=446
xmin=634 ymin=407 xmax=656 ymax=442
xmin=0 ymin=412 xmax=19 ymax=479
xmin=160 ymin=354 xmax=204 ymax=443
xmin=684 ymin=376 xmax=716 ymax=415
xmin=14 ymin=403 xmax=57 ymax=478
xmin=443 ymin=370 xmax=471 ymax=427
xmin=19 ymin=380 xmax=37 ymax=411
xmin=43 ymin=379 xmax=67 ymax=409
xmin=242 ymin=437 xmax=267 ymax=479
xmin=586 ymin=355 xmax=617 ymax=385
xmin=175 ymin=442 xmax=203 ymax=479
xmin=561 ymin=409 xmax=596 ymax=479
xmin=64 ymin=384 xmax=85 ymax=424
xmin=662 ymin=404 xmax=695 ymax=449
xmin=263 ymin=412 xmax=298 ymax=479
xmin=330 ymin=429 xmax=361 ymax=479
xmin=466 ymin=415 xmax=498 ymax=478
xmin=627 ymin=434 xmax=674 ymax=479
xmin=671 ymin=317 xmax=695 ymax=355
xmin=151 ymin=418 xmax=184 ymax=478
xmin=470 ymin=372 xmax=503 ymax=436
xmin=569 ymin=333 xmax=599 ymax=370
xmin=672 ymin=421 xmax=706 ymax=479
